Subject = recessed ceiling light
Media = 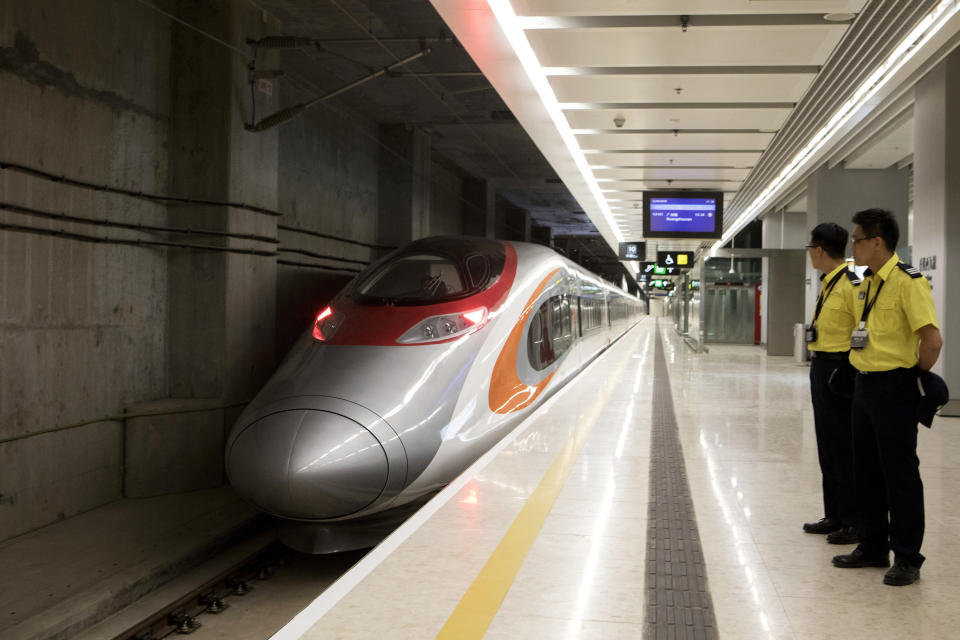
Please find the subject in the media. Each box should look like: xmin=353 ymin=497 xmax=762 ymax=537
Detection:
xmin=824 ymin=13 xmax=856 ymax=22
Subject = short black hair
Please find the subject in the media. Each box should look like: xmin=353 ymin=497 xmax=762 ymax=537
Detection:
xmin=852 ymin=208 xmax=899 ymax=252
xmin=810 ymin=222 xmax=848 ymax=259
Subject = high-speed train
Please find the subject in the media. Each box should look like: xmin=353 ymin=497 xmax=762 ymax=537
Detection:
xmin=226 ymin=236 xmax=644 ymax=552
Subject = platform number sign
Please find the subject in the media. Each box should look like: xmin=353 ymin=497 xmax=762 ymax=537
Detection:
xmin=618 ymin=241 xmax=645 ymax=260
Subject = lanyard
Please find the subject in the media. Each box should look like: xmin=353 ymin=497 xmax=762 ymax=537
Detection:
xmin=858 ymin=277 xmax=886 ymax=329
xmin=811 ymin=269 xmax=846 ymax=326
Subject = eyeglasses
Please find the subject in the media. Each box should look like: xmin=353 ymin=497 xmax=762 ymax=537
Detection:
xmin=851 ymin=235 xmax=879 ymax=245
xmin=805 ymin=244 xmax=820 ymax=249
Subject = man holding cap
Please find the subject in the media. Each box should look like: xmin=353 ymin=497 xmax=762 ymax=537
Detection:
xmin=831 ymin=208 xmax=942 ymax=586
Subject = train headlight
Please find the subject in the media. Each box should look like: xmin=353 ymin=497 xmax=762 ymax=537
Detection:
xmin=397 ymin=307 xmax=488 ymax=344
xmin=312 ymin=306 xmax=344 ymax=342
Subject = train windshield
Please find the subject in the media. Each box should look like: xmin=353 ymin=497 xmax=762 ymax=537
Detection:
xmin=353 ymin=237 xmax=506 ymax=305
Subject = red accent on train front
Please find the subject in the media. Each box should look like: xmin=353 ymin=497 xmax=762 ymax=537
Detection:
xmin=316 ymin=242 xmax=518 ymax=347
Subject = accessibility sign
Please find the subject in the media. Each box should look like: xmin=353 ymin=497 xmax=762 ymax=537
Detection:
xmin=657 ymin=251 xmax=695 ymax=269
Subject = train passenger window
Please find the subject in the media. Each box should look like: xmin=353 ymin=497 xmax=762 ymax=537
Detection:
xmin=352 ymin=237 xmax=507 ymax=306
xmin=528 ymin=295 xmax=572 ymax=371
xmin=579 ymin=294 xmax=603 ymax=334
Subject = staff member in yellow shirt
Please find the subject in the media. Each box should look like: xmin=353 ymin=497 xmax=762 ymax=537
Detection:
xmin=802 ymin=223 xmax=861 ymax=545
xmin=832 ymin=208 xmax=942 ymax=586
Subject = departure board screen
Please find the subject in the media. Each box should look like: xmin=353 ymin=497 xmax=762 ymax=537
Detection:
xmin=643 ymin=191 xmax=723 ymax=239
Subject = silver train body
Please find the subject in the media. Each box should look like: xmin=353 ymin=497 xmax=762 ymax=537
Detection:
xmin=226 ymin=237 xmax=643 ymax=552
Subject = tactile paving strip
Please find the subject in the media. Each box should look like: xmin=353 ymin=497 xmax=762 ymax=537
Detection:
xmin=644 ymin=325 xmax=718 ymax=639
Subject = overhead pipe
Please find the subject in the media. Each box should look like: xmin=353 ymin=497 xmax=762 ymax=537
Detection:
xmin=246 ymin=47 xmax=432 ymax=132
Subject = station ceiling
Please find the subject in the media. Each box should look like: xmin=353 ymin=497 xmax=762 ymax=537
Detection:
xmin=254 ymin=0 xmax=960 ymax=271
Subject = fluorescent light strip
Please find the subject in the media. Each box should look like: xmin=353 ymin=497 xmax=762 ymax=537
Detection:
xmin=487 ymin=0 xmax=623 ymax=243
xmin=716 ymin=0 xmax=960 ymax=250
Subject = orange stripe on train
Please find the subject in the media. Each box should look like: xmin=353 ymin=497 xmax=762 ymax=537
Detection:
xmin=488 ymin=268 xmax=562 ymax=414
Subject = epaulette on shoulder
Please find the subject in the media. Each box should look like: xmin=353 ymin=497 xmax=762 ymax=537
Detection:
xmin=845 ymin=270 xmax=862 ymax=285
xmin=897 ymin=262 xmax=923 ymax=278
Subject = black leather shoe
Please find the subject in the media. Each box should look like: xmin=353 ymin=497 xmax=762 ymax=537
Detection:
xmin=803 ymin=517 xmax=840 ymax=534
xmin=884 ymin=561 xmax=920 ymax=586
xmin=832 ymin=547 xmax=890 ymax=568
xmin=826 ymin=526 xmax=859 ymax=545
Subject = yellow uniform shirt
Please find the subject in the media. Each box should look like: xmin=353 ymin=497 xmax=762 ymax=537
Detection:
xmin=808 ymin=262 xmax=859 ymax=353
xmin=849 ymin=253 xmax=939 ymax=372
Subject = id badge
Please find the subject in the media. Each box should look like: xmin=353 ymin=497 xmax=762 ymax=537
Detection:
xmin=850 ymin=328 xmax=869 ymax=350
xmin=804 ymin=324 xmax=818 ymax=343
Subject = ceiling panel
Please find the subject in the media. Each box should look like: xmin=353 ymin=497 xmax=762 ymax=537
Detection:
xmin=563 ymin=107 xmax=792 ymax=130
xmin=550 ymin=73 xmax=816 ymax=103
xmin=577 ymin=132 xmax=775 ymax=151
xmin=527 ymin=27 xmax=848 ymax=67
xmin=602 ymin=178 xmax=743 ymax=188
xmin=595 ymin=167 xmax=751 ymax=180
xmin=605 ymin=182 xmax=737 ymax=191
xmin=586 ymin=151 xmax=763 ymax=166
xmin=512 ymin=1 xmax=867 ymax=16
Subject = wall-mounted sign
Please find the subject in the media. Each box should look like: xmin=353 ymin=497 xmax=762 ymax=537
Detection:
xmin=618 ymin=241 xmax=646 ymax=260
xmin=656 ymin=251 xmax=695 ymax=269
xmin=640 ymin=261 xmax=666 ymax=275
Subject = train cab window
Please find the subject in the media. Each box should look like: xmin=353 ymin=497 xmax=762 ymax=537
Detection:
xmin=528 ymin=295 xmax=573 ymax=371
xmin=357 ymin=254 xmax=464 ymax=301
xmin=352 ymin=237 xmax=506 ymax=306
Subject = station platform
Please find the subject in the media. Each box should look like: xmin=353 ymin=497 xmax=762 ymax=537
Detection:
xmin=272 ymin=317 xmax=960 ymax=640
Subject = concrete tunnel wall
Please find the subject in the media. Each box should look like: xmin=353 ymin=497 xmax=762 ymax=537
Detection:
xmin=0 ymin=1 xmax=518 ymax=542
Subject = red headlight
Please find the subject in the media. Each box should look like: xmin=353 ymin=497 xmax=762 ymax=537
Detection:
xmin=312 ymin=306 xmax=343 ymax=342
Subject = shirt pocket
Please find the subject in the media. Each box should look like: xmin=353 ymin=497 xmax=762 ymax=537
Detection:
xmin=872 ymin=297 xmax=900 ymax=334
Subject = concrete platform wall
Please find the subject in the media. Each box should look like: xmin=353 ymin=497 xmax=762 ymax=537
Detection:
xmin=0 ymin=1 xmax=502 ymax=544
xmin=0 ymin=0 xmax=172 ymax=541
xmin=274 ymin=107 xmax=379 ymax=357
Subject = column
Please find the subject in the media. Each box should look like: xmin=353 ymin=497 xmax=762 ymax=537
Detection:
xmin=914 ymin=49 xmax=960 ymax=398
xmin=378 ymin=124 xmax=431 ymax=249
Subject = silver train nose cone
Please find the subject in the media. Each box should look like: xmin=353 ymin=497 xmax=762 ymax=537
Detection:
xmin=227 ymin=409 xmax=388 ymax=519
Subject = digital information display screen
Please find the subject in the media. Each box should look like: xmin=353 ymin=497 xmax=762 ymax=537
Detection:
xmin=648 ymin=198 xmax=717 ymax=233
xmin=642 ymin=191 xmax=723 ymax=239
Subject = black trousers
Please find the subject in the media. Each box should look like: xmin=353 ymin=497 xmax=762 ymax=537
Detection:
xmin=809 ymin=357 xmax=856 ymax=525
xmin=851 ymin=368 xmax=925 ymax=567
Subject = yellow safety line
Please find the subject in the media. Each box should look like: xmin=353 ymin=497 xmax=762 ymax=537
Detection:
xmin=435 ymin=335 xmax=638 ymax=639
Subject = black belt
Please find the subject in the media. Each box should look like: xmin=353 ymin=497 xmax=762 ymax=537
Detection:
xmin=857 ymin=367 xmax=913 ymax=376
xmin=810 ymin=350 xmax=849 ymax=361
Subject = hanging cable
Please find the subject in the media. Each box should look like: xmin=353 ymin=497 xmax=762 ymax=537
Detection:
xmin=277 ymin=247 xmax=369 ymax=266
xmin=0 ymin=200 xmax=278 ymax=244
xmin=0 ymin=161 xmax=393 ymax=250
xmin=1 ymin=221 xmax=275 ymax=256
xmin=277 ymin=259 xmax=362 ymax=274
xmin=246 ymin=47 xmax=432 ymax=132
